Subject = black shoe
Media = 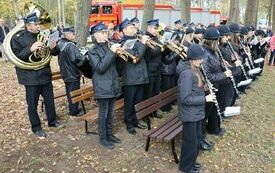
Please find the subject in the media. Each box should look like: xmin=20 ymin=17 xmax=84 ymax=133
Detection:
xmin=108 ymin=134 xmax=121 ymax=144
xmin=202 ymin=138 xmax=213 ymax=146
xmin=99 ymin=139 xmax=114 ymax=149
xmin=216 ymin=128 xmax=226 ymax=136
xmin=188 ymin=166 xmax=201 ymax=173
xmin=127 ymin=127 xmax=137 ymax=135
xmin=194 ymin=163 xmax=201 ymax=169
xmin=34 ymin=130 xmax=48 ymax=138
xmin=200 ymin=141 xmax=213 ymax=151
xmin=134 ymin=122 xmax=147 ymax=129
xmin=49 ymin=122 xmax=65 ymax=128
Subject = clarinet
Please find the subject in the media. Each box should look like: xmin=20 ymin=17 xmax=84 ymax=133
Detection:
xmin=216 ymin=48 xmax=240 ymax=97
xmin=237 ymin=36 xmax=255 ymax=69
xmin=227 ymin=41 xmax=250 ymax=80
xmin=200 ymin=64 xmax=223 ymax=123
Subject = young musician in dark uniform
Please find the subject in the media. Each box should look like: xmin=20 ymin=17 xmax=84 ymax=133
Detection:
xmin=57 ymin=27 xmax=84 ymax=116
xmin=88 ymin=23 xmax=122 ymax=149
xmin=144 ymin=19 xmax=169 ymax=118
xmin=193 ymin=28 xmax=203 ymax=45
xmin=202 ymin=27 xmax=232 ymax=136
xmin=218 ymin=25 xmax=243 ymax=111
xmin=172 ymin=19 xmax=184 ymax=42
xmin=118 ymin=18 xmax=149 ymax=134
xmin=11 ymin=12 xmax=60 ymax=137
xmin=177 ymin=44 xmax=215 ymax=173
xmin=181 ymin=27 xmax=194 ymax=48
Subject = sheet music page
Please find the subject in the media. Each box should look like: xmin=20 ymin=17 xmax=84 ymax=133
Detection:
xmin=122 ymin=39 xmax=137 ymax=50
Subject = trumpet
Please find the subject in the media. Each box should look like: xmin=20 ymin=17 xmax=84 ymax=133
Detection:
xmin=164 ymin=42 xmax=187 ymax=60
xmin=106 ymin=40 xmax=140 ymax=64
xmin=135 ymin=33 xmax=165 ymax=51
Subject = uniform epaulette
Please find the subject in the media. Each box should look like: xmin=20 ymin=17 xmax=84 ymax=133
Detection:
xmin=15 ymin=30 xmax=25 ymax=37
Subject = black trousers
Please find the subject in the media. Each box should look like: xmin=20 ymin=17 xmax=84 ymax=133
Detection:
xmin=25 ymin=83 xmax=57 ymax=132
xmin=205 ymin=102 xmax=221 ymax=134
xmin=179 ymin=120 xmax=202 ymax=172
xmin=124 ymin=84 xmax=145 ymax=129
xmin=97 ymin=98 xmax=115 ymax=139
xmin=144 ymin=75 xmax=161 ymax=115
xmin=269 ymin=51 xmax=275 ymax=65
xmin=161 ymin=74 xmax=176 ymax=111
xmin=65 ymin=81 xmax=80 ymax=115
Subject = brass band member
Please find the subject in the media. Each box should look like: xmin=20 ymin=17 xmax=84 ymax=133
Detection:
xmin=118 ymin=18 xmax=149 ymax=134
xmin=181 ymin=27 xmax=194 ymax=47
xmin=144 ymin=19 xmax=168 ymax=118
xmin=88 ymin=22 xmax=122 ymax=149
xmin=11 ymin=12 xmax=60 ymax=137
xmin=57 ymin=27 xmax=84 ymax=116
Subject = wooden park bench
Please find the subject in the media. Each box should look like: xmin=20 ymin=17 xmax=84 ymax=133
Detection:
xmin=70 ymin=85 xmax=124 ymax=134
xmin=41 ymin=71 xmax=87 ymax=113
xmin=135 ymin=87 xmax=182 ymax=163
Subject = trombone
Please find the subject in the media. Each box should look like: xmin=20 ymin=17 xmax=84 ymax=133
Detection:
xmin=106 ymin=40 xmax=140 ymax=64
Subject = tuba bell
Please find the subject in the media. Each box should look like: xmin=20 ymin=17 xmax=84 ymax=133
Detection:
xmin=3 ymin=1 xmax=52 ymax=70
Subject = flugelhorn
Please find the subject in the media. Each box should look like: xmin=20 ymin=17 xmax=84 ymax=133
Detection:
xmin=135 ymin=33 xmax=165 ymax=51
xmin=106 ymin=40 xmax=140 ymax=64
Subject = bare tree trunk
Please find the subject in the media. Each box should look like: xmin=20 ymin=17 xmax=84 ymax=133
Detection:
xmin=228 ymin=0 xmax=240 ymax=24
xmin=74 ymin=0 xmax=90 ymax=47
xmin=12 ymin=0 xmax=20 ymax=19
xmin=180 ymin=0 xmax=191 ymax=22
xmin=244 ymin=0 xmax=259 ymax=26
xmin=273 ymin=0 xmax=275 ymax=32
xmin=57 ymin=0 xmax=61 ymax=26
xmin=141 ymin=0 xmax=155 ymax=31
xmin=61 ymin=0 xmax=66 ymax=26
xmin=266 ymin=0 xmax=273 ymax=26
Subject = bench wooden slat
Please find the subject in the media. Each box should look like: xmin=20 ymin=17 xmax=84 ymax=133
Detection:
xmin=78 ymin=110 xmax=98 ymax=121
xmin=71 ymin=91 xmax=94 ymax=104
xmin=54 ymin=90 xmax=67 ymax=99
xmin=163 ymin=125 xmax=182 ymax=141
xmin=135 ymin=87 xmax=176 ymax=112
xmin=149 ymin=116 xmax=179 ymax=138
xmin=147 ymin=115 xmax=178 ymax=135
xmin=70 ymin=86 xmax=93 ymax=97
xmin=156 ymin=121 xmax=182 ymax=140
xmin=136 ymin=101 xmax=162 ymax=119
xmin=115 ymin=99 xmax=124 ymax=110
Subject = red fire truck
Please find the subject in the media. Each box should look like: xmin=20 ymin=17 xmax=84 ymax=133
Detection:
xmin=89 ymin=1 xmax=221 ymax=27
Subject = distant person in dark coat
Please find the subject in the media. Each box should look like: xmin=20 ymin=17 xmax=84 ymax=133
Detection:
xmin=177 ymin=44 xmax=215 ymax=173
xmin=0 ymin=18 xmax=9 ymax=60
xmin=57 ymin=27 xmax=84 ymax=116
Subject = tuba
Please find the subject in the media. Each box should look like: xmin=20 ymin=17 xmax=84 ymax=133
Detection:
xmin=3 ymin=1 xmax=52 ymax=70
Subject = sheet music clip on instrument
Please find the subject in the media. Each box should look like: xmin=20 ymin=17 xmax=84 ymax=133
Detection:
xmin=254 ymin=58 xmax=264 ymax=64
xmin=248 ymin=67 xmax=261 ymax=75
xmin=224 ymin=106 xmax=240 ymax=117
xmin=237 ymin=79 xmax=252 ymax=87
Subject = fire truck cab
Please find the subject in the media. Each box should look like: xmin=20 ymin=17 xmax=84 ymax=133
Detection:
xmin=89 ymin=1 xmax=221 ymax=27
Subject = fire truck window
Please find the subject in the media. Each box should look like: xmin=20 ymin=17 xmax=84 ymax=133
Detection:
xmin=103 ymin=6 xmax=112 ymax=14
xmin=91 ymin=6 xmax=99 ymax=14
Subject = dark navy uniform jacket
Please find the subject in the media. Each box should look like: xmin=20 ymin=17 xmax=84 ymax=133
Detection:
xmin=11 ymin=29 xmax=58 ymax=86
xmin=177 ymin=61 xmax=205 ymax=122
xmin=88 ymin=42 xmax=121 ymax=99
xmin=57 ymin=38 xmax=83 ymax=82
